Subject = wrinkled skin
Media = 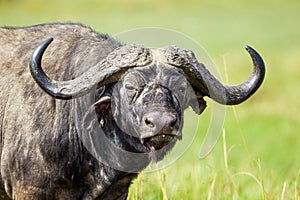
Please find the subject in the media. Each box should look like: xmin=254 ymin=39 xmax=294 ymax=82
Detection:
xmin=0 ymin=23 xmax=200 ymax=199
xmin=112 ymin=65 xmax=199 ymax=150
xmin=0 ymin=23 xmax=138 ymax=199
xmin=0 ymin=23 xmax=265 ymax=199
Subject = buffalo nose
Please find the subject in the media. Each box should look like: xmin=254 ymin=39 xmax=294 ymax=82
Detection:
xmin=143 ymin=111 xmax=177 ymax=135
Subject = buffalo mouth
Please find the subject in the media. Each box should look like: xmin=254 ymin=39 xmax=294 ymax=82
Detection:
xmin=142 ymin=133 xmax=178 ymax=151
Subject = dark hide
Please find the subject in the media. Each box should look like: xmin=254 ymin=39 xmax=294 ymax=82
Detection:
xmin=0 ymin=23 xmax=201 ymax=199
xmin=0 ymin=22 xmax=265 ymax=200
xmin=0 ymin=23 xmax=132 ymax=199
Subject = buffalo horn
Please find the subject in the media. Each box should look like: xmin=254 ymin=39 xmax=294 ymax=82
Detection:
xmin=29 ymin=38 xmax=152 ymax=99
xmin=158 ymin=45 xmax=265 ymax=105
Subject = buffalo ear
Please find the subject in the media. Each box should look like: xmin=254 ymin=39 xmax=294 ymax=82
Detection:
xmin=83 ymin=96 xmax=111 ymax=131
xmin=189 ymin=96 xmax=207 ymax=115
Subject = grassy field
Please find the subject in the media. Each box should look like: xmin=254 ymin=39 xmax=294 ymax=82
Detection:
xmin=1 ymin=0 xmax=300 ymax=199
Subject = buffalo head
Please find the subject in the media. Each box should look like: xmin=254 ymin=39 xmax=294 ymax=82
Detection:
xmin=29 ymin=38 xmax=265 ymax=156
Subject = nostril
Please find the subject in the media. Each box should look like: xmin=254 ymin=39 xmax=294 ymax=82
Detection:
xmin=145 ymin=118 xmax=155 ymax=128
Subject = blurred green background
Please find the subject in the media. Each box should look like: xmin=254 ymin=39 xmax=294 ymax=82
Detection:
xmin=1 ymin=0 xmax=300 ymax=199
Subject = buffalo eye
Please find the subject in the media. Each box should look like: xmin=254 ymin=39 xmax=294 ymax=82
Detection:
xmin=175 ymin=85 xmax=186 ymax=94
xmin=124 ymin=83 xmax=143 ymax=104
xmin=125 ymin=84 xmax=138 ymax=91
xmin=172 ymin=82 xmax=187 ymax=96
xmin=170 ymin=81 xmax=189 ymax=109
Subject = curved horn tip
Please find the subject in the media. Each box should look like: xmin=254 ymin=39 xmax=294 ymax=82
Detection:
xmin=30 ymin=38 xmax=54 ymax=65
xmin=30 ymin=38 xmax=57 ymax=99
xmin=244 ymin=45 xmax=253 ymax=52
xmin=36 ymin=37 xmax=54 ymax=53
xmin=221 ymin=45 xmax=265 ymax=105
xmin=244 ymin=45 xmax=264 ymax=62
xmin=244 ymin=45 xmax=259 ymax=58
xmin=44 ymin=37 xmax=54 ymax=45
xmin=244 ymin=45 xmax=265 ymax=72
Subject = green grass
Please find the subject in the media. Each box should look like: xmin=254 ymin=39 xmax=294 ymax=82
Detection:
xmin=1 ymin=0 xmax=300 ymax=199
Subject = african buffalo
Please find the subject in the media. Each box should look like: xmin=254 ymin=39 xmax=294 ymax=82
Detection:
xmin=0 ymin=23 xmax=265 ymax=199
